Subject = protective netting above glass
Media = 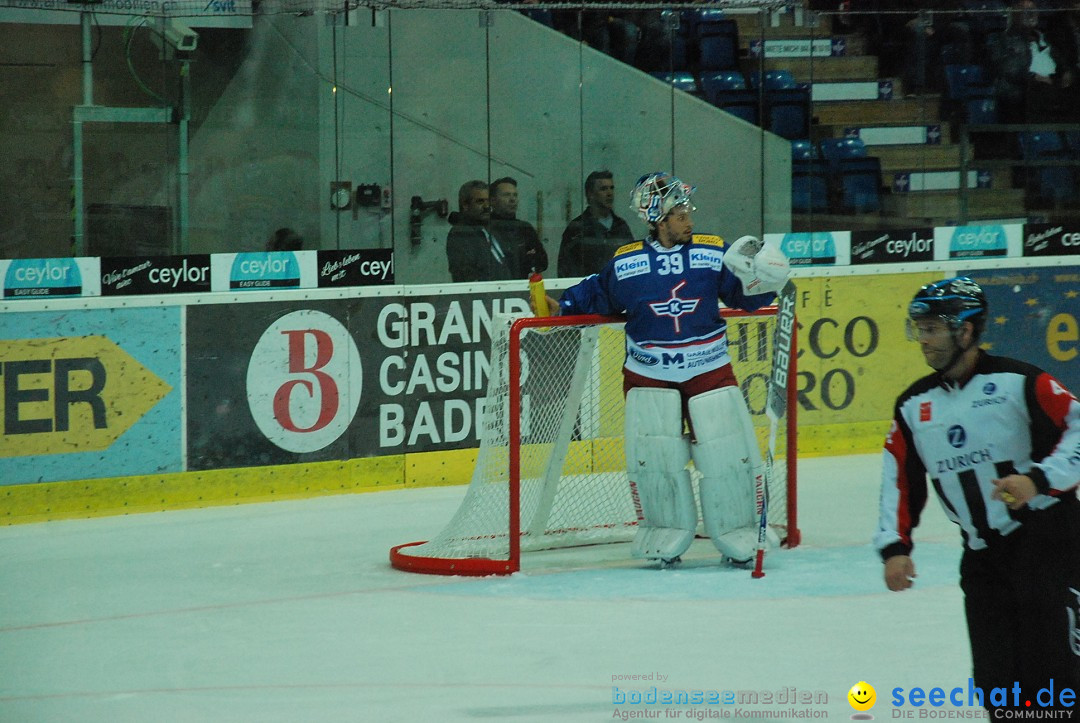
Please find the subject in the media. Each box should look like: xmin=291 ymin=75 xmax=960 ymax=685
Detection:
xmin=0 ymin=0 xmax=789 ymax=19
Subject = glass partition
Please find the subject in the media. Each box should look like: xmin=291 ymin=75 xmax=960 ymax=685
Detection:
xmin=2 ymin=2 xmax=1077 ymax=281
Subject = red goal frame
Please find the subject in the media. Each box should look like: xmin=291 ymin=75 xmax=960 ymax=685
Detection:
xmin=390 ymin=307 xmax=799 ymax=576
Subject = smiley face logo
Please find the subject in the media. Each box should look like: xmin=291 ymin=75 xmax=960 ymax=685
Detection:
xmin=848 ymin=681 xmax=876 ymax=712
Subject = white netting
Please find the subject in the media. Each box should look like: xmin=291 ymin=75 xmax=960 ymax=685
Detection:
xmin=392 ymin=308 xmax=792 ymax=573
xmin=0 ymin=0 xmax=790 ymax=19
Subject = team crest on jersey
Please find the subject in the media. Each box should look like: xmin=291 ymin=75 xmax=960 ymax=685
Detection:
xmin=648 ymin=279 xmax=701 ymax=333
xmin=919 ymin=401 xmax=932 ymax=422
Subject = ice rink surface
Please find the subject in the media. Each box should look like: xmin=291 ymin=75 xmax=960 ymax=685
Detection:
xmin=0 ymin=454 xmax=973 ymax=722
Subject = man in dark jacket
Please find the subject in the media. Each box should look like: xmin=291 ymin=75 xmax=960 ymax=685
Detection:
xmin=488 ymin=177 xmax=548 ymax=278
xmin=558 ymin=170 xmax=635 ymax=278
xmin=446 ymin=180 xmax=514 ymax=283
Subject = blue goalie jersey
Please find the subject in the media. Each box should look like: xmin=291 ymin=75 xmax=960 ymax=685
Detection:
xmin=557 ymin=234 xmax=777 ymax=383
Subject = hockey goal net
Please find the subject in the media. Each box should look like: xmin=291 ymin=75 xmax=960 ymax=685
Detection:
xmin=390 ymin=305 xmax=798 ymax=576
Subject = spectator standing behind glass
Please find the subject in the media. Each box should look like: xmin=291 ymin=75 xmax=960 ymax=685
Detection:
xmin=857 ymin=1 xmax=973 ymax=95
xmin=987 ymin=0 xmax=1078 ymax=122
xmin=557 ymin=170 xmax=635 ymax=278
xmin=488 ymin=177 xmax=548 ymax=278
xmin=446 ymin=180 xmax=514 ymax=283
xmin=266 ymin=227 xmax=303 ymax=252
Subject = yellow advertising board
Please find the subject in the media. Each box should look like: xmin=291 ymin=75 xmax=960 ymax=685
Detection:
xmin=793 ymin=273 xmax=941 ymax=456
xmin=0 ymin=336 xmax=172 ymax=458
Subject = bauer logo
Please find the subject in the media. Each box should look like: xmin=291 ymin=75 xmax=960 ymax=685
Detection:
xmin=229 ymin=251 xmax=301 ymax=290
xmin=949 ymin=225 xmax=1007 ymax=259
xmin=614 ymin=255 xmax=651 ymax=280
xmin=101 ymin=255 xmax=211 ymax=295
xmin=4 ymin=258 xmax=82 ymax=298
xmin=780 ymin=233 xmax=837 ymax=266
xmin=246 ymin=310 xmax=362 ymax=454
xmin=1023 ymin=222 xmax=1080 ymax=256
xmin=851 ymin=229 xmax=933 ymax=264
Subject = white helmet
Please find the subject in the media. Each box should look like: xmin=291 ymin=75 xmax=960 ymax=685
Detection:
xmin=630 ymin=172 xmax=696 ymax=225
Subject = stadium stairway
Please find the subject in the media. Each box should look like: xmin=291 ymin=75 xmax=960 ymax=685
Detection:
xmin=726 ymin=5 xmax=1027 ymax=230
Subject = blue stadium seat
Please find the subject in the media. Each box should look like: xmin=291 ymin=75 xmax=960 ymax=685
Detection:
xmin=764 ymin=87 xmax=810 ymax=140
xmin=818 ymin=137 xmax=867 ymax=162
xmin=521 ymin=9 xmax=555 ymax=28
xmin=833 ymin=157 xmax=883 ymax=214
xmin=960 ymin=0 xmax=1008 ymax=36
xmin=750 ymin=70 xmax=797 ymax=90
xmin=943 ymin=65 xmax=997 ymax=125
xmin=708 ymin=88 xmax=759 ymax=125
xmin=791 ymin=139 xmax=815 ymax=161
xmin=650 ymin=71 xmax=698 ymax=94
xmin=699 ymin=70 xmax=746 ymax=97
xmin=694 ymin=16 xmax=739 ymax=71
xmin=944 ymin=64 xmax=993 ymax=100
xmin=792 ymin=158 xmax=830 ymax=214
xmin=1019 ymin=131 xmax=1079 ymax=207
xmin=963 ymin=96 xmax=998 ymax=125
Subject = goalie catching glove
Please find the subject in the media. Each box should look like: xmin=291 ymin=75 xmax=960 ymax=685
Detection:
xmin=722 ymin=236 xmax=790 ymax=296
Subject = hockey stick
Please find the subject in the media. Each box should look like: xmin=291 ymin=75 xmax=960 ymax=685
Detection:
xmin=753 ymin=280 xmax=797 ymax=579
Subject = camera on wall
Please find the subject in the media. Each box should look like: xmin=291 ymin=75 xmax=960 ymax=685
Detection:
xmin=153 ymin=19 xmax=199 ymax=55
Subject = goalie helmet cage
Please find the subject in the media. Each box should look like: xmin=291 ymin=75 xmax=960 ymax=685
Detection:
xmin=390 ymin=308 xmax=798 ymax=576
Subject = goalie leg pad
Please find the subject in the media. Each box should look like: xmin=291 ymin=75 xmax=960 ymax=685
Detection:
xmin=688 ymin=387 xmax=779 ymax=562
xmin=624 ymin=388 xmax=696 ymax=561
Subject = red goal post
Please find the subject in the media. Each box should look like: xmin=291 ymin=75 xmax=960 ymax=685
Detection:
xmin=390 ymin=306 xmax=798 ymax=576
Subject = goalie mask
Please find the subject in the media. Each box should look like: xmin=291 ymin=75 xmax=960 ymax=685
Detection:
xmin=906 ymin=276 xmax=988 ymax=341
xmin=630 ymin=172 xmax=696 ymax=225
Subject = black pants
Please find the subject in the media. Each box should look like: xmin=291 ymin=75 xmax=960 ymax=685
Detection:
xmin=962 ymin=498 xmax=1080 ymax=712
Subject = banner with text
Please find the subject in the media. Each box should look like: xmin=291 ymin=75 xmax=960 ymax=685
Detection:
xmin=0 ymin=307 xmax=182 ymax=485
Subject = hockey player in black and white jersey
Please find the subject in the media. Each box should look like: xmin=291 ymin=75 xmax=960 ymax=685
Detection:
xmin=876 ymin=276 xmax=1080 ymax=710
xmin=535 ymin=172 xmax=790 ymax=567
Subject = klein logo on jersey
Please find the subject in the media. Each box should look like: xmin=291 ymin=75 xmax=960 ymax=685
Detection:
xmin=648 ymin=280 xmax=701 ymax=333
xmin=919 ymin=401 xmax=932 ymax=422
xmin=614 ymin=255 xmax=651 ymax=280
xmin=688 ymin=248 xmax=724 ymax=270
xmin=972 ymin=396 xmax=1007 ymax=408
xmin=947 ymin=425 xmax=967 ymax=448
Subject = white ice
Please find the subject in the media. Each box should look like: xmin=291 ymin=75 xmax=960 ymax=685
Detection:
xmin=0 ymin=454 xmax=970 ymax=722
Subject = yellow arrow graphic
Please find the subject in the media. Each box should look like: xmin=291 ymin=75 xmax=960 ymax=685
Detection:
xmin=0 ymin=336 xmax=172 ymax=458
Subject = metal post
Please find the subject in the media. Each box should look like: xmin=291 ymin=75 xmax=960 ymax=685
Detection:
xmin=178 ymin=60 xmax=192 ymax=254
xmin=959 ymin=125 xmax=970 ymax=225
xmin=73 ymin=10 xmax=93 ymax=257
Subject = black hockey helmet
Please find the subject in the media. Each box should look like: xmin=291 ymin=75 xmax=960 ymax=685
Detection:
xmin=907 ymin=276 xmax=988 ymax=339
